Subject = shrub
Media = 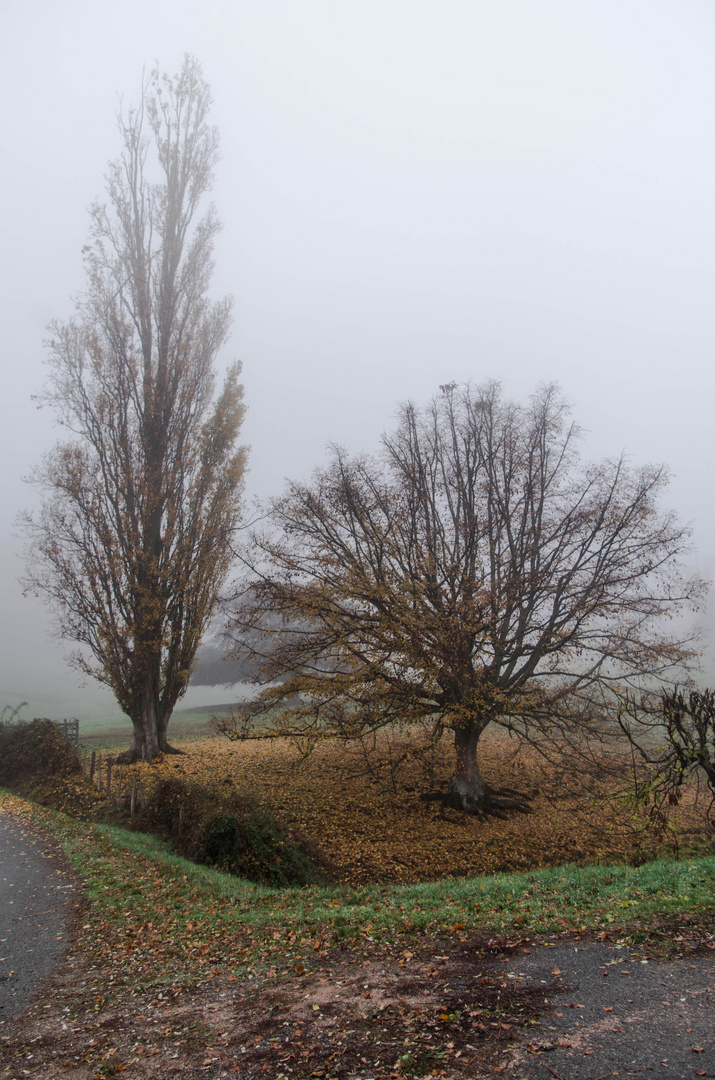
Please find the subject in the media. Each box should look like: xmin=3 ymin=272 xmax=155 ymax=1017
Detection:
xmin=134 ymin=772 xmax=330 ymax=887
xmin=0 ymin=715 xmax=80 ymax=787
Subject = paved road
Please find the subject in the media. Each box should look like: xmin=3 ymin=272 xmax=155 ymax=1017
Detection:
xmin=506 ymin=939 xmax=715 ymax=1079
xmin=0 ymin=812 xmax=76 ymax=1026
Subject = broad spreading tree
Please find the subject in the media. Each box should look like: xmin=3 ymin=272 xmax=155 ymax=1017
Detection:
xmin=224 ymin=382 xmax=700 ymax=813
xmin=22 ymin=57 xmax=247 ymax=761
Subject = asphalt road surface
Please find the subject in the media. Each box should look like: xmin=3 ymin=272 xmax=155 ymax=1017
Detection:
xmin=0 ymin=811 xmax=76 ymax=1026
xmin=506 ymin=939 xmax=714 ymax=1079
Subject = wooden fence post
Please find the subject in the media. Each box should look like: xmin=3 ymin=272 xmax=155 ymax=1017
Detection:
xmin=105 ymin=757 xmax=113 ymax=799
xmin=130 ymin=777 xmax=137 ymax=818
xmin=117 ymin=764 xmax=123 ymax=806
xmin=89 ymin=751 xmax=96 ymax=786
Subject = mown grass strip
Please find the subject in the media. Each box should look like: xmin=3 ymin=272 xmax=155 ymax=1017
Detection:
xmin=3 ymin=790 xmax=713 ymax=997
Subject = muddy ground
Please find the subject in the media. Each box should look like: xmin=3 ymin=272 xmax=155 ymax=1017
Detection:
xmin=2 ymin=924 xmax=714 ymax=1080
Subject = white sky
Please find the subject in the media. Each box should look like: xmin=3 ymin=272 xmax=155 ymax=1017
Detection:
xmin=1 ymin=0 xmax=714 ymax=718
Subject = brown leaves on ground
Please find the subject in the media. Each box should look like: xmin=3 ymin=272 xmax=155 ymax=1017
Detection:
xmin=111 ymin=729 xmax=712 ymax=885
xmin=1 ymin=932 xmax=554 ymax=1080
xmin=1 ymin=749 xmax=713 ymax=1080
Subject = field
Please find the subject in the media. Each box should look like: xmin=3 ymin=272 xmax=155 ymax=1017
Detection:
xmin=74 ymin=708 xmax=226 ymax=749
xmin=71 ymin=727 xmax=715 ymax=884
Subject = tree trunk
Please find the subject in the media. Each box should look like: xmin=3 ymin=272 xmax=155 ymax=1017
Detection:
xmin=115 ymin=691 xmax=182 ymax=763
xmin=157 ymin=709 xmax=183 ymax=756
xmin=448 ymin=720 xmax=533 ymax=817
xmin=451 ymin=721 xmax=488 ymax=812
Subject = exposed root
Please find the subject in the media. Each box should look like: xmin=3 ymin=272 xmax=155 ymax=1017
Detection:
xmin=113 ymin=748 xmax=140 ymax=765
xmin=421 ymin=784 xmax=534 ymax=819
xmin=114 ymin=743 xmax=185 ymax=765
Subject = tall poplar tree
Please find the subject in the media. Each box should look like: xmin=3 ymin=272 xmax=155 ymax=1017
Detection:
xmin=22 ymin=57 xmax=247 ymax=761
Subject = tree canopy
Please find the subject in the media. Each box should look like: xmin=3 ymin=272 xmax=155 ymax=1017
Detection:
xmin=22 ymin=57 xmax=247 ymax=761
xmin=224 ymin=382 xmax=700 ymax=813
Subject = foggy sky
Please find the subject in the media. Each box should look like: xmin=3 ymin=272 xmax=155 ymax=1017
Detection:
xmin=2 ymin=0 xmax=714 ymax=719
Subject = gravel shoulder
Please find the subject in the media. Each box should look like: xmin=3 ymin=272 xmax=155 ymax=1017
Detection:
xmin=0 ymin=810 xmax=77 ymax=1026
xmin=3 ymin=922 xmax=713 ymax=1079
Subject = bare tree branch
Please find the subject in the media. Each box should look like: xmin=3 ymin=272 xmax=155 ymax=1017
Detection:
xmin=221 ymin=382 xmax=701 ymax=814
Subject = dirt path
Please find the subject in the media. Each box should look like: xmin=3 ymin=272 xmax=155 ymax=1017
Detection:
xmin=0 ymin=823 xmax=712 ymax=1080
xmin=0 ymin=811 xmax=77 ymax=1026
xmin=3 ymin=925 xmax=713 ymax=1079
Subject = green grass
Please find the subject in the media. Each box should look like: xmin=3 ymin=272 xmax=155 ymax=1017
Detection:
xmin=76 ymin=712 xmax=219 ymax=749
xmin=8 ymin=792 xmax=714 ymax=975
xmin=0 ymin=787 xmax=711 ymax=1014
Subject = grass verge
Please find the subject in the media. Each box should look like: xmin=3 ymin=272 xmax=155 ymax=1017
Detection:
xmin=3 ymin=788 xmax=714 ymax=998
xmin=2 ymin=788 xmax=714 ymax=1080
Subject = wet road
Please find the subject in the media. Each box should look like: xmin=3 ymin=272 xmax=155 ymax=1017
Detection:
xmin=0 ymin=811 xmax=76 ymax=1026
